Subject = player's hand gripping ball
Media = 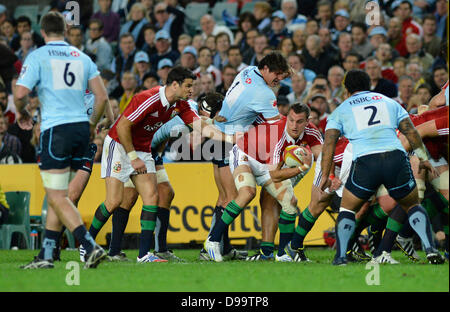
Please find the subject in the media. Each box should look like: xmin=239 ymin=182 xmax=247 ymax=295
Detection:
xmin=283 ymin=145 xmax=312 ymax=173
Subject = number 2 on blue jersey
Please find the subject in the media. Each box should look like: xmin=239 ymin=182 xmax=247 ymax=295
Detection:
xmin=352 ymin=101 xmax=390 ymax=131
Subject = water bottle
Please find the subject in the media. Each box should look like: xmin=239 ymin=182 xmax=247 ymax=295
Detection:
xmin=30 ymin=230 xmax=38 ymax=250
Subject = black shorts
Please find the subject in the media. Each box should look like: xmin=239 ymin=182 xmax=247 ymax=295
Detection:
xmin=210 ymin=140 xmax=233 ymax=168
xmin=345 ymin=150 xmax=416 ymax=201
xmin=37 ymin=122 xmax=90 ymax=171
xmin=78 ymin=143 xmax=97 ymax=173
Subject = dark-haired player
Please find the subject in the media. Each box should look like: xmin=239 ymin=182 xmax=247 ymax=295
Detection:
xmin=320 ymin=69 xmax=444 ymax=265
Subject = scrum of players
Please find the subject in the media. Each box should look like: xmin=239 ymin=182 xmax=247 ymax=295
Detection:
xmin=90 ymin=51 xmax=447 ymax=265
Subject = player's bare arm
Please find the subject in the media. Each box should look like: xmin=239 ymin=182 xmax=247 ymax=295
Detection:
xmin=269 ymin=161 xmax=305 ymax=183
xmin=116 ymin=116 xmax=147 ymax=174
xmin=398 ymin=117 xmax=436 ymax=175
xmin=89 ymin=75 xmax=112 ymax=126
xmin=428 ymin=88 xmax=446 ymax=109
xmin=320 ymin=129 xmax=340 ymax=191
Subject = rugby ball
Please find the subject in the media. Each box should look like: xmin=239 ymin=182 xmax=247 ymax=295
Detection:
xmin=283 ymin=145 xmax=312 ymax=171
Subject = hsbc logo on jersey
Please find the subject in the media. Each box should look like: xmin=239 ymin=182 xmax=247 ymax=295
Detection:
xmin=144 ymin=122 xmax=163 ymax=132
xmin=272 ymin=100 xmax=277 ymax=107
xmin=372 ymin=95 xmax=382 ymax=100
xmin=70 ymin=50 xmax=80 ymax=57
xmin=245 ymin=78 xmax=252 ymax=84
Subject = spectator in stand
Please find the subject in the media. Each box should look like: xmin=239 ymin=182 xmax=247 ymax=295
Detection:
xmin=391 ymin=0 xmax=423 ymax=57
xmin=0 ymin=115 xmax=21 ymax=156
xmin=67 ymin=26 xmax=96 ymax=62
xmin=213 ymin=32 xmax=231 ymax=71
xmin=303 ymin=75 xmax=332 ymax=107
xmin=393 ymin=57 xmax=408 ymax=84
xmin=281 ymin=0 xmax=307 ymax=32
xmin=309 ymin=106 xmax=321 ymax=129
xmin=278 ymin=37 xmax=295 ymax=58
xmin=405 ymin=61 xmax=426 ymax=92
xmin=216 ymin=64 xmax=237 ymax=96
xmin=327 ymin=65 xmax=345 ymax=106
xmin=15 ymin=31 xmax=36 ymax=64
xmin=317 ymin=0 xmax=333 ymax=29
xmin=305 ymin=19 xmax=319 ymax=36
xmin=119 ymin=2 xmax=149 ymax=50
xmin=405 ymin=33 xmax=434 ymax=73
xmin=244 ymin=33 xmax=267 ymax=67
xmin=430 ymin=65 xmax=449 ymax=95
xmin=10 ymin=16 xmax=44 ymax=52
xmin=141 ymin=24 xmax=157 ymax=56
xmin=1 ymin=19 xmax=18 ymax=49
xmin=422 ymin=14 xmax=442 ymax=58
xmin=194 ymin=46 xmax=222 ymax=87
xmin=318 ymin=27 xmax=338 ymax=58
xmin=267 ymin=11 xmax=291 ymax=49
xmin=0 ymin=43 xmax=20 ymax=94
xmin=253 ymin=1 xmax=272 ymax=35
xmin=238 ymin=28 xmax=259 ymax=62
xmin=435 ymin=0 xmax=448 ymax=39
xmin=0 ymin=118 xmax=22 ymax=164
xmin=287 ymin=71 xmax=308 ymax=104
xmin=368 ymin=26 xmax=388 ymax=52
xmin=118 ymin=71 xmax=138 ymax=113
xmin=407 ymin=83 xmax=432 ymax=113
xmin=200 ymin=72 xmax=216 ymax=96
xmin=342 ymin=52 xmax=361 ymax=72
xmin=234 ymin=12 xmax=258 ymax=53
xmin=351 ymin=22 xmax=373 ymax=59
xmin=110 ymin=33 xmax=137 ymax=97
xmin=334 ymin=32 xmax=353 ymax=66
xmin=133 ymin=51 xmax=151 ymax=86
xmin=374 ymin=43 xmax=398 ymax=83
xmin=200 ymin=14 xmax=234 ymax=44
xmin=180 ymin=46 xmax=197 ymax=71
xmin=142 ymin=71 xmax=159 ymax=90
xmin=303 ymin=34 xmax=336 ymax=76
xmin=292 ymin=27 xmax=307 ymax=54
xmin=177 ymin=34 xmax=192 ymax=56
xmin=387 ymin=16 xmax=402 ymax=52
xmin=91 ymin=0 xmax=121 ymax=43
xmin=156 ymin=58 xmax=173 ymax=85
xmin=153 ymin=1 xmax=185 ymax=51
xmin=203 ymin=35 xmax=215 ymax=54
xmin=282 ymin=52 xmax=315 ymax=91
xmin=149 ymin=30 xmax=180 ymax=73
xmin=395 ymin=75 xmax=414 ymax=110
xmin=309 ymin=93 xmax=330 ymax=134
xmin=86 ymin=19 xmax=113 ymax=71
xmin=0 ymin=86 xmax=15 ymax=124
xmin=330 ymin=9 xmax=352 ymax=44
xmin=0 ymin=4 xmax=7 ymax=26
xmin=227 ymin=45 xmax=248 ymax=73
xmin=365 ymin=56 xmax=398 ymax=98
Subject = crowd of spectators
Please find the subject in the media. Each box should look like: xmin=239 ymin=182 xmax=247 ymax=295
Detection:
xmin=0 ymin=0 xmax=448 ymax=164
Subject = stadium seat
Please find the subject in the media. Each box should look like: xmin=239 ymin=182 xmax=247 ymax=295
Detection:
xmin=240 ymin=2 xmax=256 ymax=14
xmin=184 ymin=2 xmax=210 ymax=36
xmin=212 ymin=2 xmax=238 ymax=25
xmin=0 ymin=191 xmax=31 ymax=249
xmin=37 ymin=195 xmax=76 ymax=249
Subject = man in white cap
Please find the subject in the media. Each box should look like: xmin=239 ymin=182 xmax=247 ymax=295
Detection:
xmin=268 ymin=10 xmax=291 ymax=48
xmin=149 ymin=30 xmax=179 ymax=72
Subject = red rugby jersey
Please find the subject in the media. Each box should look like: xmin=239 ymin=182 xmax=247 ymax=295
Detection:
xmin=237 ymin=116 xmax=323 ymax=165
xmin=333 ymin=137 xmax=349 ymax=168
xmin=108 ymin=86 xmax=200 ymax=152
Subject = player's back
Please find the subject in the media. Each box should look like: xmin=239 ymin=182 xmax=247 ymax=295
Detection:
xmin=327 ymin=91 xmax=408 ymax=160
xmin=214 ymin=66 xmax=278 ymax=135
xmin=17 ymin=41 xmax=99 ymax=132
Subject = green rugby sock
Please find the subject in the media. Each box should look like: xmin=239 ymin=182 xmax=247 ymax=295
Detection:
xmin=139 ymin=205 xmax=158 ymax=258
xmin=89 ymin=202 xmax=112 ymax=240
xmin=291 ymin=207 xmax=317 ymax=249
xmin=277 ymin=211 xmax=296 ymax=256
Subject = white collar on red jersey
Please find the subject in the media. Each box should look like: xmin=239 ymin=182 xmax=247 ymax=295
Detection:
xmin=284 ymin=125 xmax=297 ymax=145
xmin=159 ymin=86 xmax=170 ymax=108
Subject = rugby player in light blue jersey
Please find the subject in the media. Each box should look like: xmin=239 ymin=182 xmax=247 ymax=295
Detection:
xmin=319 ymin=69 xmax=444 ymax=265
xmin=204 ymin=52 xmax=291 ymax=261
xmin=15 ymin=12 xmax=111 ymax=269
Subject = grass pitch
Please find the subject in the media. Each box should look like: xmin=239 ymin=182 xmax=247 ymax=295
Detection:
xmin=0 ymin=248 xmax=448 ymax=292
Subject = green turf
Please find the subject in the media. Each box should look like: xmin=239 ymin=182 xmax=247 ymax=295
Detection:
xmin=0 ymin=248 xmax=448 ymax=292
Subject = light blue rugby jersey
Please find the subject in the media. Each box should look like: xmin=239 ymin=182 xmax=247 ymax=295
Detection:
xmin=214 ymin=66 xmax=279 ymax=135
xmin=16 ymin=40 xmax=99 ymax=132
xmin=325 ymin=91 xmax=409 ymax=160
xmin=151 ymin=99 xmax=199 ymax=149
